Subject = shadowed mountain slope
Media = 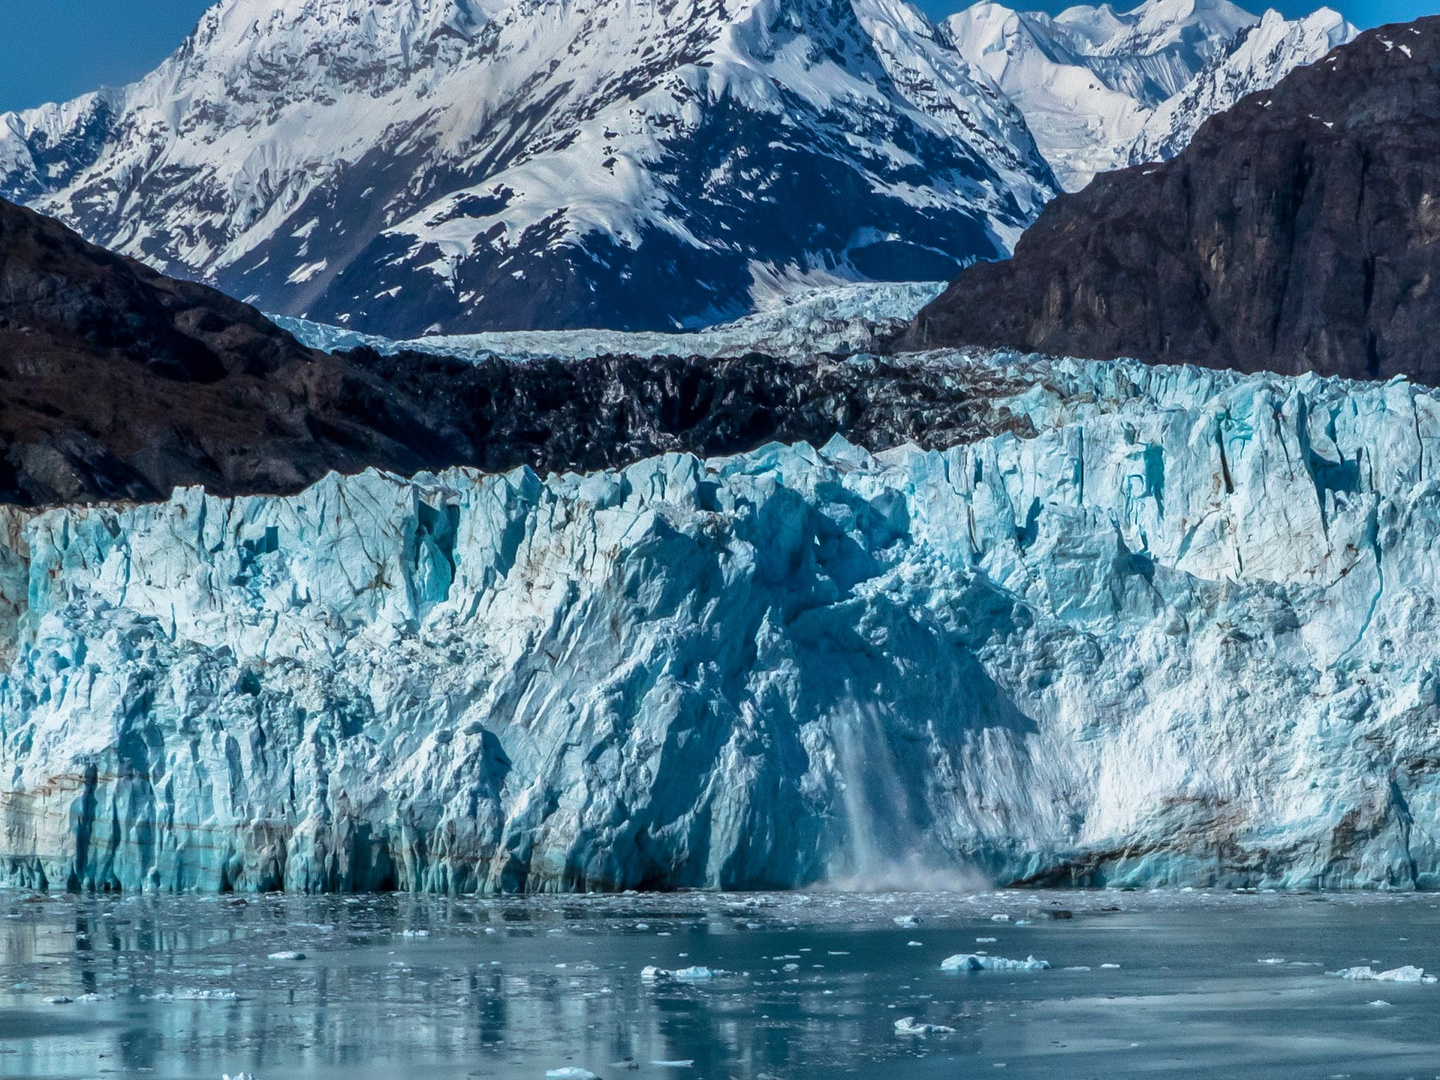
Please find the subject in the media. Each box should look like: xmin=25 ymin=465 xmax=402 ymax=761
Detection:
xmin=903 ymin=19 xmax=1440 ymax=382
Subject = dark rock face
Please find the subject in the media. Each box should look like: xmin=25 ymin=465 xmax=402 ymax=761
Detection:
xmin=903 ymin=19 xmax=1440 ymax=382
xmin=0 ymin=196 xmax=1022 ymax=507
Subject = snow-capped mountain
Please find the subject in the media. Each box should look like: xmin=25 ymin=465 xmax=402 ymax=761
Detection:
xmin=945 ymin=0 xmax=1353 ymax=190
xmin=1127 ymin=6 xmax=1353 ymax=164
xmin=0 ymin=0 xmax=1056 ymax=335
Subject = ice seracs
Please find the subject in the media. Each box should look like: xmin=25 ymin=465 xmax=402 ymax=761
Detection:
xmin=5 ymin=352 xmax=1440 ymax=892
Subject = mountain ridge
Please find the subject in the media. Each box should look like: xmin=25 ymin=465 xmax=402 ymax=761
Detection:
xmin=1 ymin=0 xmax=1350 ymax=333
xmin=902 ymin=17 xmax=1440 ymax=382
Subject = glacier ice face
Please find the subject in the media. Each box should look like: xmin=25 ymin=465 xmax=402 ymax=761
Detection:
xmin=4 ymin=352 xmax=1440 ymax=893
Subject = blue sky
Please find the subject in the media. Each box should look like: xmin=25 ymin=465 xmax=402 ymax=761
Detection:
xmin=0 ymin=0 xmax=1430 ymax=115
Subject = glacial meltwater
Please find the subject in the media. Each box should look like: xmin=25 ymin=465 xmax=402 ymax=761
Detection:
xmin=3 ymin=891 xmax=1439 ymax=1079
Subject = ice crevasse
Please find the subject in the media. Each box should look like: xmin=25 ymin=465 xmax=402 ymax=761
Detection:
xmin=3 ymin=352 xmax=1440 ymax=893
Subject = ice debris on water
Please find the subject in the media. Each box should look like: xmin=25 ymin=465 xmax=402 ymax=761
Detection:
xmin=1328 ymin=965 xmax=1437 ymax=983
xmin=641 ymin=966 xmax=719 ymax=982
xmin=650 ymin=1061 xmax=696 ymax=1069
xmin=267 ymin=951 xmax=305 ymax=961
xmin=546 ymin=1070 xmax=600 ymax=1080
xmin=43 ymin=995 xmax=73 ymax=1004
xmin=895 ymin=1016 xmax=957 ymax=1035
xmin=893 ymin=915 xmax=920 ymax=928
xmin=941 ymin=954 xmax=1051 ymax=972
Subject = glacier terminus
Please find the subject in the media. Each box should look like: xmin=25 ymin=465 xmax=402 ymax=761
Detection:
xmin=2 ymin=352 xmax=1437 ymax=894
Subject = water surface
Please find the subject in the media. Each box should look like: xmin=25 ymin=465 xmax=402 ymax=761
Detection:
xmin=3 ymin=889 xmax=1438 ymax=1079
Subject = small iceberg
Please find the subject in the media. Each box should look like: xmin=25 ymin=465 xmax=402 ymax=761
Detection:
xmin=893 ymin=915 xmax=920 ymax=928
xmin=895 ymin=1016 xmax=957 ymax=1035
xmin=1328 ymin=965 xmax=1437 ymax=984
xmin=267 ymin=951 xmax=306 ymax=961
xmin=673 ymin=967 xmax=716 ymax=981
xmin=941 ymin=954 xmax=1050 ymax=972
xmin=640 ymin=965 xmax=719 ymax=982
xmin=546 ymin=1069 xmax=600 ymax=1080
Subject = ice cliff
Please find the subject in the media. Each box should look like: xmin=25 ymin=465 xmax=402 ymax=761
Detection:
xmin=3 ymin=353 xmax=1439 ymax=893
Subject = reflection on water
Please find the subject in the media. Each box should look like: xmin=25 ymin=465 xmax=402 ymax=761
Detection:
xmin=2 ymin=889 xmax=1439 ymax=1079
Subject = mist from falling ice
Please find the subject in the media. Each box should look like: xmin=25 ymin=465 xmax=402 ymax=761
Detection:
xmin=822 ymin=699 xmax=988 ymax=893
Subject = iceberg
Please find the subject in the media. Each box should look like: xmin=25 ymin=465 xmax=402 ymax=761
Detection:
xmin=894 ymin=1016 xmax=957 ymax=1035
xmin=941 ymin=954 xmax=1051 ymax=972
xmin=3 ymin=352 xmax=1440 ymax=893
xmin=1328 ymin=965 xmax=1437 ymax=984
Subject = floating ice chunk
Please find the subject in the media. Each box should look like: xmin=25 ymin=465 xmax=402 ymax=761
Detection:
xmin=1369 ymin=1000 xmax=1393 ymax=1007
xmin=43 ymin=995 xmax=73 ymax=1004
xmin=1328 ymin=965 xmax=1436 ymax=983
xmin=1257 ymin=958 xmax=1287 ymax=965
xmin=546 ymin=1069 xmax=600 ymax=1079
xmin=1100 ymin=963 xmax=1121 ymax=969
xmin=990 ymin=914 xmax=1010 ymax=922
xmin=977 ymin=937 xmax=998 ymax=943
xmin=941 ymin=954 xmax=1050 ymax=972
xmin=907 ymin=941 xmax=923 ymax=947
xmin=222 ymin=1074 xmax=257 ymax=1080
xmin=642 ymin=965 xmax=722 ymax=982
xmin=893 ymin=916 xmax=920 ymax=928
xmin=1063 ymin=966 xmax=1092 ymax=972
xmin=650 ymin=1061 xmax=695 ymax=1068
xmin=267 ymin=951 xmax=305 ymax=961
xmin=895 ymin=1016 xmax=957 ymax=1035
xmin=401 ymin=929 xmax=429 ymax=938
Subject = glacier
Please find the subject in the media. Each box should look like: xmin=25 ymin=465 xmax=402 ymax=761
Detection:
xmin=3 ymin=351 xmax=1440 ymax=893
xmin=274 ymin=281 xmax=947 ymax=362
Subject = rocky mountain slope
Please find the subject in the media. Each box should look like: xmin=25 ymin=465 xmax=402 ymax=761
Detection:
xmin=943 ymin=0 xmax=1352 ymax=190
xmin=4 ymin=353 xmax=1439 ymax=892
xmin=904 ymin=19 xmax=1440 ymax=382
xmin=0 ymin=0 xmax=1057 ymax=336
xmin=0 ymin=195 xmax=1023 ymax=506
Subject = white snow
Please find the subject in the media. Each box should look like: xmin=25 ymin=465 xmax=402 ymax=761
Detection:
xmin=947 ymin=0 xmax=1354 ymax=190
xmin=0 ymin=0 xmax=1051 ymax=328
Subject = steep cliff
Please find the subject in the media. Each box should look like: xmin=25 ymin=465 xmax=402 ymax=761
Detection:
xmin=903 ymin=19 xmax=1440 ymax=382
xmin=3 ymin=353 xmax=1438 ymax=892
